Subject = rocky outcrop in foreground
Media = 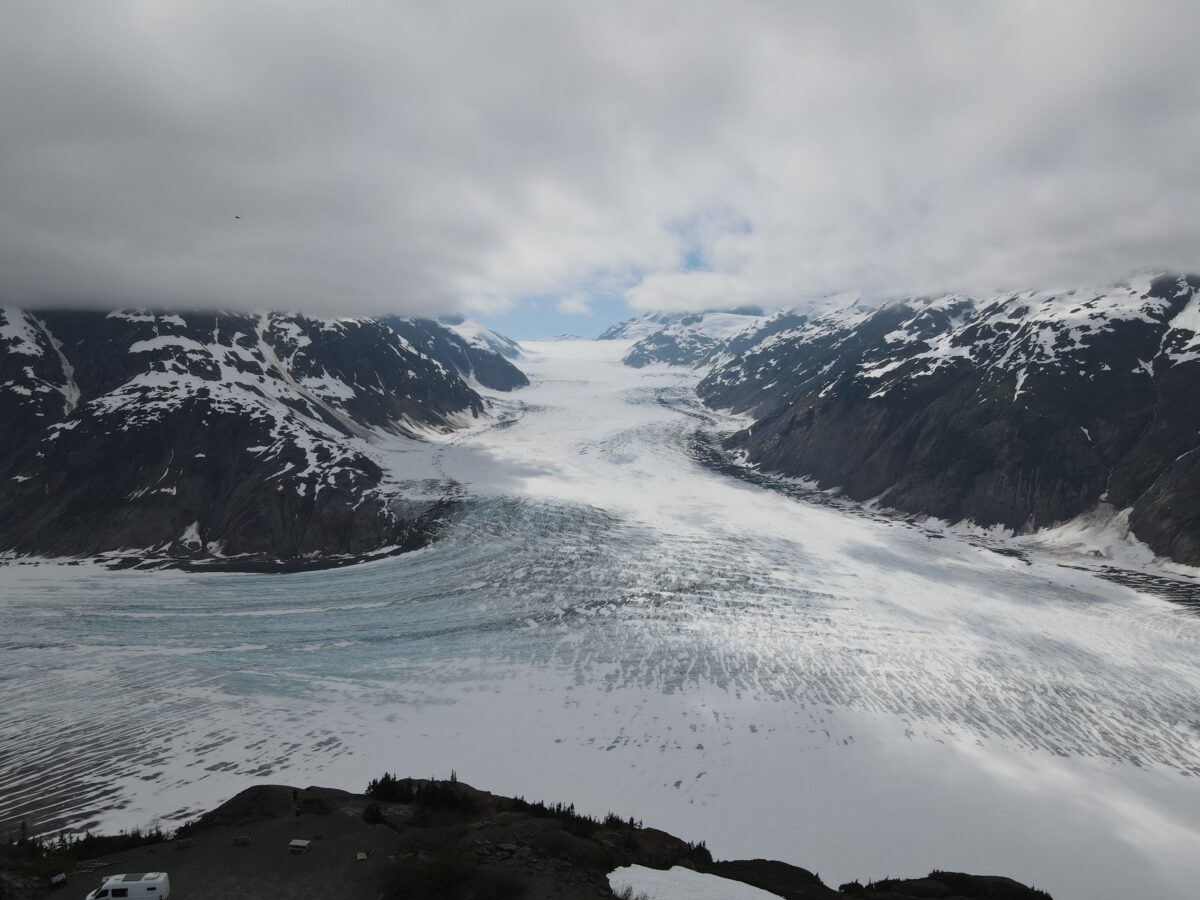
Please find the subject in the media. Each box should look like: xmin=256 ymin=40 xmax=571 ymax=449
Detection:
xmin=0 ymin=309 xmax=526 ymax=569
xmin=0 ymin=778 xmax=1053 ymax=900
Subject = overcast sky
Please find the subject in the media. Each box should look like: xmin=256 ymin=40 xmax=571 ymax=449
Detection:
xmin=2 ymin=1 xmax=1198 ymax=329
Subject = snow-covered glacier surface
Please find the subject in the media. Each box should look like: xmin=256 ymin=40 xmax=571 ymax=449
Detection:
xmin=3 ymin=340 xmax=1200 ymax=900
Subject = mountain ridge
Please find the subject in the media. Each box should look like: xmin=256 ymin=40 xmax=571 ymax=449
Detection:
xmin=0 ymin=309 xmax=527 ymax=569
xmin=612 ymin=273 xmax=1200 ymax=566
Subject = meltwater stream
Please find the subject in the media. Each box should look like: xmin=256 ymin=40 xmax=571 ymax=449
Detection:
xmin=2 ymin=340 xmax=1199 ymax=900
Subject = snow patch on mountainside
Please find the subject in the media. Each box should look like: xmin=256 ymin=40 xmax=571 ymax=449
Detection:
xmin=440 ymin=314 xmax=523 ymax=359
xmin=610 ymin=866 xmax=782 ymax=900
xmin=1165 ymin=290 xmax=1200 ymax=364
xmin=698 ymin=272 xmax=1200 ymax=567
xmin=703 ymin=274 xmax=1200 ymax=409
xmin=618 ymin=309 xmax=768 ymax=368
xmin=1015 ymin=504 xmax=1200 ymax=578
xmin=0 ymin=309 xmax=528 ymax=565
xmin=603 ymin=307 xmax=764 ymax=341
xmin=0 ymin=309 xmax=44 ymax=356
xmin=786 ymin=278 xmax=1177 ymax=399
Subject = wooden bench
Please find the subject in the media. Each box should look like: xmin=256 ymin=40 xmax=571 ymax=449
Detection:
xmin=233 ymin=836 xmax=251 ymax=847
xmin=288 ymin=839 xmax=312 ymax=854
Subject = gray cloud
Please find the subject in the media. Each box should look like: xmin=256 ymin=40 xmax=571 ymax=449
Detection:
xmin=1 ymin=1 xmax=1197 ymax=315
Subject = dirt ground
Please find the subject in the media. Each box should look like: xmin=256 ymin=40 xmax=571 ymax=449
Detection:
xmin=70 ymin=809 xmax=405 ymax=900
xmin=64 ymin=786 xmax=619 ymax=900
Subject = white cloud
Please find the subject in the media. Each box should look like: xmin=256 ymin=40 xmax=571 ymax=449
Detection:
xmin=556 ymin=293 xmax=593 ymax=316
xmin=0 ymin=1 xmax=1197 ymax=315
xmin=626 ymin=271 xmax=748 ymax=313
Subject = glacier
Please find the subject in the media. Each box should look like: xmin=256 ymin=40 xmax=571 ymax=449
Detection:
xmin=1 ymin=339 xmax=1199 ymax=900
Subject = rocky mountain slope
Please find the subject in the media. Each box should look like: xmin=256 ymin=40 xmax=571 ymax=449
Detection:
xmin=687 ymin=274 xmax=1200 ymax=565
xmin=0 ymin=778 xmax=1054 ymax=900
xmin=437 ymin=313 xmax=524 ymax=361
xmin=0 ymin=309 xmax=526 ymax=569
xmin=600 ymin=307 xmax=765 ymax=367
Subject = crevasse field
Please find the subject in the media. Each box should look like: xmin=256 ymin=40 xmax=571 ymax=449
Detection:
xmin=3 ymin=340 xmax=1199 ymax=900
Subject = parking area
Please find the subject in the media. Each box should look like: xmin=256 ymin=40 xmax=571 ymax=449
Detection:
xmin=72 ymin=810 xmax=405 ymax=900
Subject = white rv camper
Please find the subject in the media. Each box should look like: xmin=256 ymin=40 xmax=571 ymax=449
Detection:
xmin=84 ymin=872 xmax=171 ymax=899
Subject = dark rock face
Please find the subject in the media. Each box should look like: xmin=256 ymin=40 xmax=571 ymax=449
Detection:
xmin=602 ymin=307 xmax=762 ymax=338
xmin=606 ymin=309 xmax=767 ymax=368
xmin=598 ymin=311 xmax=682 ymax=340
xmin=384 ymin=316 xmax=528 ymax=391
xmin=698 ymin=275 xmax=1200 ymax=565
xmin=0 ymin=309 xmax=525 ymax=567
xmin=435 ymin=313 xmax=525 ymax=360
xmin=623 ymin=324 xmax=725 ymax=368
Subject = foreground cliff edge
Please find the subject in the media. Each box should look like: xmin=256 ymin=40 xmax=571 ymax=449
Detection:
xmin=2 ymin=777 xmax=1052 ymax=900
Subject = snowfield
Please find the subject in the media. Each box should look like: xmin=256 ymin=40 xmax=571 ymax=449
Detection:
xmin=609 ymin=865 xmax=782 ymax=899
xmin=2 ymin=340 xmax=1199 ymax=900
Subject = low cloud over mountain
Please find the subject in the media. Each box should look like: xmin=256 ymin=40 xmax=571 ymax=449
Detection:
xmin=2 ymin=2 xmax=1198 ymax=317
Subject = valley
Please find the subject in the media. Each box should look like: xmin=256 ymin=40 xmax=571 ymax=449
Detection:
xmin=3 ymin=341 xmax=1199 ymax=900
